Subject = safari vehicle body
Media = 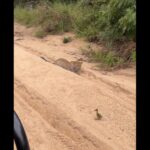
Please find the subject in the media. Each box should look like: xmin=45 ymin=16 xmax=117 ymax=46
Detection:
xmin=14 ymin=111 xmax=30 ymax=150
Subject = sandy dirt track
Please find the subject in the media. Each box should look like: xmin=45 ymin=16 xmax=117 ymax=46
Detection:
xmin=14 ymin=23 xmax=136 ymax=150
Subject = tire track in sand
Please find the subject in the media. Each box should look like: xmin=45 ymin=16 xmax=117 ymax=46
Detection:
xmin=14 ymin=77 xmax=114 ymax=150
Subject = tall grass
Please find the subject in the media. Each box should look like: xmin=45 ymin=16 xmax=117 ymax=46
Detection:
xmin=81 ymin=47 xmax=125 ymax=68
xmin=14 ymin=2 xmax=75 ymax=34
xmin=14 ymin=6 xmax=38 ymax=27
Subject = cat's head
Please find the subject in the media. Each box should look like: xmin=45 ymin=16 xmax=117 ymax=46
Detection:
xmin=71 ymin=61 xmax=83 ymax=72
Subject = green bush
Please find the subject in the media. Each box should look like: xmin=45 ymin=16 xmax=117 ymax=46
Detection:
xmin=15 ymin=0 xmax=136 ymax=42
xmin=77 ymin=0 xmax=136 ymax=42
xmin=63 ymin=36 xmax=72 ymax=43
xmin=130 ymin=50 xmax=136 ymax=62
xmin=99 ymin=0 xmax=136 ymax=41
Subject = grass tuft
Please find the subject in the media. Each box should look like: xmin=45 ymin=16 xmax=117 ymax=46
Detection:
xmin=63 ymin=36 xmax=72 ymax=43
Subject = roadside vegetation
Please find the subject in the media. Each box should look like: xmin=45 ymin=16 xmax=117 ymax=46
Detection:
xmin=14 ymin=0 xmax=136 ymax=69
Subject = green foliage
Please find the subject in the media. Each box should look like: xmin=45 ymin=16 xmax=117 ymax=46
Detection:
xmin=14 ymin=6 xmax=38 ymax=26
xmin=98 ymin=0 xmax=136 ymax=41
xmin=63 ymin=36 xmax=72 ymax=43
xmin=34 ymin=29 xmax=47 ymax=38
xmin=14 ymin=0 xmax=136 ymax=42
xmin=78 ymin=0 xmax=136 ymax=41
xmin=130 ymin=50 xmax=136 ymax=62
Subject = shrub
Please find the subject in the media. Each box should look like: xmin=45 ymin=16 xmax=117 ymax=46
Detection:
xmin=75 ymin=0 xmax=136 ymax=42
xmin=34 ymin=29 xmax=47 ymax=38
xmin=130 ymin=50 xmax=136 ymax=62
xmin=99 ymin=0 xmax=136 ymax=41
xmin=63 ymin=36 xmax=72 ymax=43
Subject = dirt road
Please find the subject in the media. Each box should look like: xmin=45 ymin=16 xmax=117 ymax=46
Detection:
xmin=14 ymin=23 xmax=136 ymax=150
